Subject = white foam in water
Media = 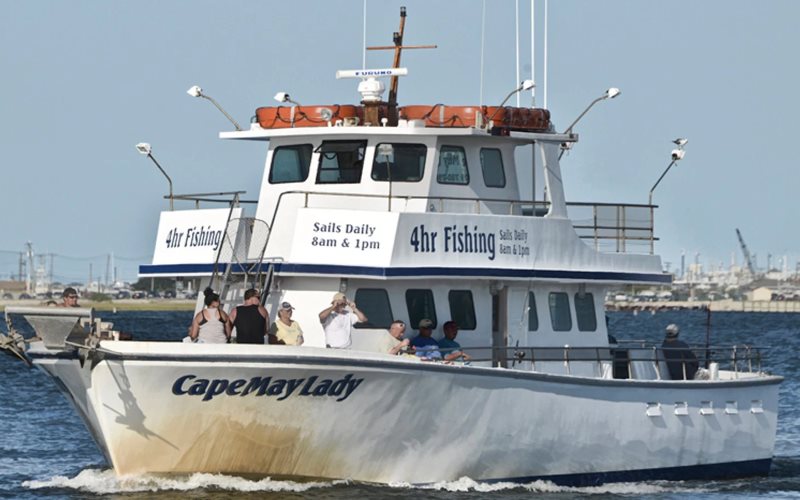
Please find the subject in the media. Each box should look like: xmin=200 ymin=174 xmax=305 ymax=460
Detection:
xmin=392 ymin=476 xmax=713 ymax=495
xmin=23 ymin=469 xmax=343 ymax=494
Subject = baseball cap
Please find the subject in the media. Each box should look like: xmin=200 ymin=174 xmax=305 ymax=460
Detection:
xmin=418 ymin=318 xmax=434 ymax=329
xmin=332 ymin=292 xmax=346 ymax=303
xmin=665 ymin=324 xmax=680 ymax=338
xmin=280 ymin=302 xmax=294 ymax=310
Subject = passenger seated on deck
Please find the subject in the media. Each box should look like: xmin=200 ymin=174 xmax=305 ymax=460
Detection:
xmin=410 ymin=319 xmax=442 ymax=360
xmin=381 ymin=320 xmax=413 ymax=355
xmin=438 ymin=321 xmax=471 ymax=362
xmin=661 ymin=324 xmax=699 ymax=380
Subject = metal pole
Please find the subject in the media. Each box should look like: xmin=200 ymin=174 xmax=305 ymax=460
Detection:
xmin=148 ymin=154 xmax=174 ymax=211
xmin=648 ymin=160 xmax=677 ymax=207
xmin=200 ymin=94 xmax=242 ymax=131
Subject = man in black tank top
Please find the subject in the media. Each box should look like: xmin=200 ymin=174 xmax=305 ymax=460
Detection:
xmin=227 ymin=289 xmax=269 ymax=344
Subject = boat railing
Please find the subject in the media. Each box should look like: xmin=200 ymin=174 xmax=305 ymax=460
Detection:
xmin=165 ymin=191 xmax=257 ymax=209
xmin=440 ymin=343 xmax=767 ymax=380
xmin=269 ymin=190 xmax=657 ymax=254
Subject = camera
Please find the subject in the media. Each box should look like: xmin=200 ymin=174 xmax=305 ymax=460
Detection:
xmin=671 ymin=149 xmax=685 ymax=161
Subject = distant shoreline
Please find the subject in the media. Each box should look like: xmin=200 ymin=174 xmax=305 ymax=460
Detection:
xmin=0 ymin=299 xmax=196 ymax=312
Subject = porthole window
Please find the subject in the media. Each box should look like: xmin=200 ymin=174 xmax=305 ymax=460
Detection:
xmin=574 ymin=292 xmax=597 ymax=331
xmin=527 ymin=292 xmax=539 ymax=331
xmin=549 ymin=292 xmax=572 ymax=331
xmin=405 ymin=289 xmax=437 ymax=330
xmin=436 ymin=145 xmax=469 ymax=185
xmin=353 ymin=289 xmax=393 ymax=329
xmin=480 ymin=148 xmax=506 ymax=188
xmin=269 ymin=144 xmax=312 ymax=183
xmin=448 ymin=290 xmax=476 ymax=330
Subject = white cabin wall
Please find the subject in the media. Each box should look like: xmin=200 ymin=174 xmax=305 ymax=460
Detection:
xmin=264 ymin=275 xmax=343 ymax=348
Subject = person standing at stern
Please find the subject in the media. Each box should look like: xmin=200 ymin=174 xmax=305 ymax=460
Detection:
xmin=318 ymin=292 xmax=367 ymax=349
xmin=189 ymin=288 xmax=229 ymax=344
xmin=227 ymin=288 xmax=269 ymax=344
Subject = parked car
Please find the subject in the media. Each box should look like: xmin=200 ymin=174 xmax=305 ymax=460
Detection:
xmin=163 ymin=290 xmax=176 ymax=299
xmin=131 ymin=291 xmax=147 ymax=299
xmin=2 ymin=292 xmax=13 ymax=300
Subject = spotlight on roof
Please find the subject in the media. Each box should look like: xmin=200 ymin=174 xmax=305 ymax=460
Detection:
xmin=487 ymin=80 xmax=537 ymax=124
xmin=273 ymin=92 xmax=302 ymax=107
xmin=186 ymin=84 xmax=242 ymax=131
xmin=135 ymin=142 xmax=152 ymax=155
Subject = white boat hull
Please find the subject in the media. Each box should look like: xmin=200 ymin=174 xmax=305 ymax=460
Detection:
xmin=29 ymin=341 xmax=780 ymax=485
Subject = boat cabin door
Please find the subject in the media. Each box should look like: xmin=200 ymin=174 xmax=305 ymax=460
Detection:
xmin=491 ymin=285 xmax=508 ymax=367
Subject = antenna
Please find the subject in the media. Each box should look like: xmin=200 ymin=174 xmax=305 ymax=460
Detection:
xmin=366 ymin=7 xmax=435 ymax=107
xmin=531 ymin=0 xmax=536 ymax=107
xmin=515 ymin=0 xmax=520 ymax=107
xmin=543 ymin=0 xmax=548 ymax=108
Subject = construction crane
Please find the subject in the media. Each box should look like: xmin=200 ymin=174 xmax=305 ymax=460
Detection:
xmin=735 ymin=228 xmax=756 ymax=276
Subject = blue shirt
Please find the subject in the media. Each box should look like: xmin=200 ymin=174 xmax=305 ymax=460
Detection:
xmin=437 ymin=338 xmax=461 ymax=356
xmin=411 ymin=335 xmax=442 ymax=359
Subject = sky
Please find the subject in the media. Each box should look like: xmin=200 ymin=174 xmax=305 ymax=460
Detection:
xmin=1 ymin=0 xmax=799 ymax=284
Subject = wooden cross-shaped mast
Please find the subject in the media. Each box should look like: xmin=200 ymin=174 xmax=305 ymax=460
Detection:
xmin=366 ymin=6 xmax=436 ymax=106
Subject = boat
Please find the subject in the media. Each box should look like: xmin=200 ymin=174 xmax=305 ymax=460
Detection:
xmin=1 ymin=9 xmax=781 ymax=486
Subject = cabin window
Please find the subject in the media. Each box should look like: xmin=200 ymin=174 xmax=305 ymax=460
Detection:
xmin=527 ymin=291 xmax=539 ymax=331
xmin=315 ymin=140 xmax=367 ymax=184
xmin=549 ymin=292 xmax=572 ymax=331
xmin=574 ymin=292 xmax=597 ymax=331
xmin=353 ymin=289 xmax=393 ymax=329
xmin=436 ymin=145 xmax=469 ymax=185
xmin=480 ymin=148 xmax=506 ymax=188
xmin=371 ymin=143 xmax=426 ymax=182
xmin=269 ymin=144 xmax=312 ymax=184
xmin=405 ymin=289 xmax=437 ymax=330
xmin=448 ymin=290 xmax=476 ymax=330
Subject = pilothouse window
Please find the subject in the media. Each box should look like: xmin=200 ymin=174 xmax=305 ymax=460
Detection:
xmin=269 ymin=144 xmax=312 ymax=184
xmin=353 ymin=289 xmax=393 ymax=329
xmin=436 ymin=145 xmax=469 ymax=185
xmin=371 ymin=143 xmax=426 ymax=182
xmin=480 ymin=148 xmax=506 ymax=188
xmin=549 ymin=292 xmax=572 ymax=332
xmin=574 ymin=293 xmax=597 ymax=332
xmin=315 ymin=140 xmax=367 ymax=184
xmin=448 ymin=290 xmax=476 ymax=330
xmin=405 ymin=289 xmax=437 ymax=330
xmin=527 ymin=292 xmax=539 ymax=331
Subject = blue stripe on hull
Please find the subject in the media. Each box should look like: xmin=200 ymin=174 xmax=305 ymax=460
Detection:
xmin=138 ymin=262 xmax=671 ymax=283
xmin=491 ymin=458 xmax=772 ymax=487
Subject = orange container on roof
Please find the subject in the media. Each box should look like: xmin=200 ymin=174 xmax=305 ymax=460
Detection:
xmin=255 ymin=105 xmax=361 ymax=129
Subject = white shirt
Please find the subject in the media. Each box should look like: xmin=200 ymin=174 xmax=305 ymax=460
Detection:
xmin=322 ymin=310 xmax=358 ymax=349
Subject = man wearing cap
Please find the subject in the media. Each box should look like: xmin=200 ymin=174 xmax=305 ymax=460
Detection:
xmin=269 ymin=301 xmax=304 ymax=345
xmin=411 ymin=319 xmax=442 ymax=360
xmin=227 ymin=288 xmax=269 ymax=344
xmin=318 ymin=292 xmax=367 ymax=349
xmin=661 ymin=323 xmax=699 ymax=380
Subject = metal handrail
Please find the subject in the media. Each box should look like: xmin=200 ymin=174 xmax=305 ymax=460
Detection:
xmin=443 ymin=344 xmax=767 ymax=377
